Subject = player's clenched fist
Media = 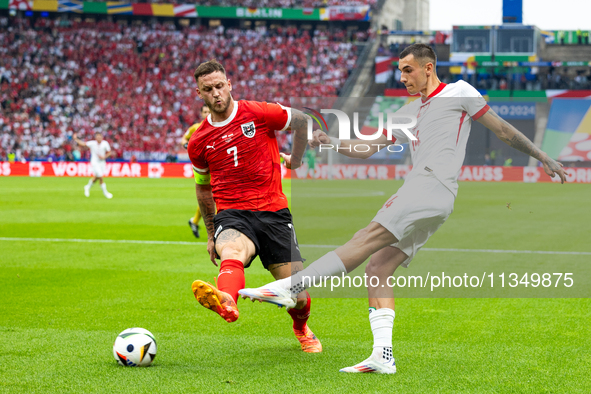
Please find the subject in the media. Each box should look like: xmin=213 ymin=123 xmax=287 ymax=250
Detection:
xmin=280 ymin=152 xmax=301 ymax=170
xmin=309 ymin=129 xmax=330 ymax=148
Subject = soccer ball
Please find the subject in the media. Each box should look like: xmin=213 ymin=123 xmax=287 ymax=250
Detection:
xmin=113 ymin=328 xmax=157 ymax=367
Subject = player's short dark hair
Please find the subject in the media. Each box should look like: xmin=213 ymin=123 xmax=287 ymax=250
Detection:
xmin=194 ymin=59 xmax=226 ymax=83
xmin=200 ymin=104 xmax=208 ymax=112
xmin=399 ymin=44 xmax=437 ymax=67
xmin=94 ymin=131 xmax=102 ymax=136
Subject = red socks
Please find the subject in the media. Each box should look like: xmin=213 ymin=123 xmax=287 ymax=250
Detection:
xmin=217 ymin=260 xmax=311 ymax=325
xmin=288 ymin=295 xmax=311 ymax=331
xmin=217 ymin=259 xmax=245 ymax=303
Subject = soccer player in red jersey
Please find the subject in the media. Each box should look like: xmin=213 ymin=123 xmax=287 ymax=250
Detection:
xmin=187 ymin=59 xmax=321 ymax=353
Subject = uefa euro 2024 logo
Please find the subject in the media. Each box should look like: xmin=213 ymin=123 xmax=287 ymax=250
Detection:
xmin=304 ymin=108 xmax=416 ymax=153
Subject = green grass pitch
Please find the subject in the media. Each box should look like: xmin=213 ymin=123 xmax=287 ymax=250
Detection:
xmin=1 ymin=176 xmax=590 ymax=393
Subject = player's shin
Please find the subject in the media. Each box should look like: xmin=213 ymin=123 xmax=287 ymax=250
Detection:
xmin=369 ymin=308 xmax=395 ymax=362
xmin=217 ymin=259 xmax=245 ymax=303
xmin=289 ymin=294 xmax=322 ymax=352
xmin=288 ymin=293 xmax=311 ymax=330
xmin=100 ymin=182 xmax=113 ymax=198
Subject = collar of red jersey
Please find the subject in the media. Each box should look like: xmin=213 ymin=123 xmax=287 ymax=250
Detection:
xmin=421 ymin=82 xmax=447 ymax=103
xmin=207 ymin=100 xmax=239 ymax=127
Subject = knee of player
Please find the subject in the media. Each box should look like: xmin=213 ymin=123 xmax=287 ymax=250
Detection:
xmin=365 ymin=261 xmax=379 ymax=277
xmin=365 ymin=259 xmax=391 ymax=278
xmin=218 ymin=245 xmax=244 ymax=261
xmin=217 ymin=242 xmax=250 ymax=262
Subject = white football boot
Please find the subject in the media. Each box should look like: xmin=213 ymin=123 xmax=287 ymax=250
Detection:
xmin=340 ymin=355 xmax=397 ymax=374
xmin=238 ymin=282 xmax=296 ymax=309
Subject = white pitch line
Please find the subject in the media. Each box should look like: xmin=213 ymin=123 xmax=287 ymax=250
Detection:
xmin=0 ymin=237 xmax=206 ymax=246
xmin=421 ymin=248 xmax=591 ymax=256
xmin=0 ymin=237 xmax=590 ymax=256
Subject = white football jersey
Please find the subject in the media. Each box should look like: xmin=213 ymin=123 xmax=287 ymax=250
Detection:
xmin=388 ymin=80 xmax=489 ymax=196
xmin=86 ymin=140 xmax=111 ymax=164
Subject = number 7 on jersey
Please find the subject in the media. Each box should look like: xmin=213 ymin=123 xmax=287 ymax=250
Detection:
xmin=227 ymin=146 xmax=238 ymax=167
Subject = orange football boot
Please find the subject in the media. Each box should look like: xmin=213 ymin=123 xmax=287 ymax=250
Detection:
xmin=294 ymin=325 xmax=322 ymax=353
xmin=192 ymin=280 xmax=239 ymax=323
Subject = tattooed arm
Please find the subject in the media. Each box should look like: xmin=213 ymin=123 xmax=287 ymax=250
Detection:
xmin=195 ymin=182 xmax=218 ymax=265
xmin=477 ymin=109 xmax=567 ymax=183
xmin=282 ymin=109 xmax=312 ymax=169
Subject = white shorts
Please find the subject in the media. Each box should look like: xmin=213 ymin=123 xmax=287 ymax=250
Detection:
xmin=91 ymin=161 xmax=106 ymax=178
xmin=372 ymin=173 xmax=455 ymax=268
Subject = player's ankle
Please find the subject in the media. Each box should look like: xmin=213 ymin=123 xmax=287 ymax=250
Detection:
xmin=372 ymin=346 xmax=393 ymax=362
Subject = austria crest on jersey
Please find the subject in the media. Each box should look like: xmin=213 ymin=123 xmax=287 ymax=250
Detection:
xmin=241 ymin=121 xmax=256 ymax=138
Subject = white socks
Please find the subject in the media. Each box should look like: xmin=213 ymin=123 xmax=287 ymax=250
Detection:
xmin=275 ymin=251 xmax=347 ymax=295
xmin=100 ymin=183 xmax=109 ymax=196
xmin=369 ymin=308 xmax=395 ymax=362
xmin=87 ymin=179 xmax=95 ymax=188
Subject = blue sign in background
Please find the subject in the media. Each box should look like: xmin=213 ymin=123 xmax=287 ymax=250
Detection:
xmin=490 ymin=102 xmax=536 ymax=119
xmin=502 ymin=0 xmax=523 ymax=23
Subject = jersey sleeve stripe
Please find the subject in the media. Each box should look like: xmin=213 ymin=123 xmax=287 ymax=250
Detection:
xmin=278 ymin=103 xmax=291 ymax=132
xmin=472 ymin=104 xmax=490 ymax=120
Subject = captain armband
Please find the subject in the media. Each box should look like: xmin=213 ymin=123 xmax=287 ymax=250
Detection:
xmin=193 ymin=168 xmax=211 ymax=185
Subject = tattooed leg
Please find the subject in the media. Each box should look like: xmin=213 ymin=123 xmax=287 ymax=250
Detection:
xmin=215 ymin=229 xmax=256 ymax=264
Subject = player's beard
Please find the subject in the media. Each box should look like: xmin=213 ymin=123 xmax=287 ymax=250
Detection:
xmin=208 ymin=95 xmax=232 ymax=114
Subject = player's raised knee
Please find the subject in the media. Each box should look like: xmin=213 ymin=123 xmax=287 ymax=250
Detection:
xmin=216 ymin=230 xmax=254 ymax=263
xmin=365 ymin=260 xmax=381 ymax=278
xmin=217 ymin=243 xmax=249 ymax=263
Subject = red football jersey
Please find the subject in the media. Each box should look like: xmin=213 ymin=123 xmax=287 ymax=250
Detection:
xmin=188 ymin=100 xmax=291 ymax=212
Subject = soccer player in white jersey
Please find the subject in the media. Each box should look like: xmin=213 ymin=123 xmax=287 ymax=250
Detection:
xmin=73 ymin=132 xmax=113 ymax=199
xmin=239 ymin=44 xmax=568 ymax=374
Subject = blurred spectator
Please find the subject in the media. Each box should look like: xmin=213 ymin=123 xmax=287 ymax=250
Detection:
xmin=165 ymin=148 xmax=178 ymax=163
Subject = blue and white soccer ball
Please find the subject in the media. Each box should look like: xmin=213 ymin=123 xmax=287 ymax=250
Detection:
xmin=113 ymin=328 xmax=157 ymax=367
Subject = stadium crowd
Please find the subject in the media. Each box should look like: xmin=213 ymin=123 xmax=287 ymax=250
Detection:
xmin=0 ymin=17 xmax=366 ymax=162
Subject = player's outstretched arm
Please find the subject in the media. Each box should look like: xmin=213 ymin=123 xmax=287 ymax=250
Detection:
xmin=72 ymin=133 xmax=87 ymax=148
xmin=477 ymin=109 xmax=567 ymax=183
xmin=195 ymin=182 xmax=217 ymax=265
xmin=309 ymin=129 xmax=392 ymax=159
